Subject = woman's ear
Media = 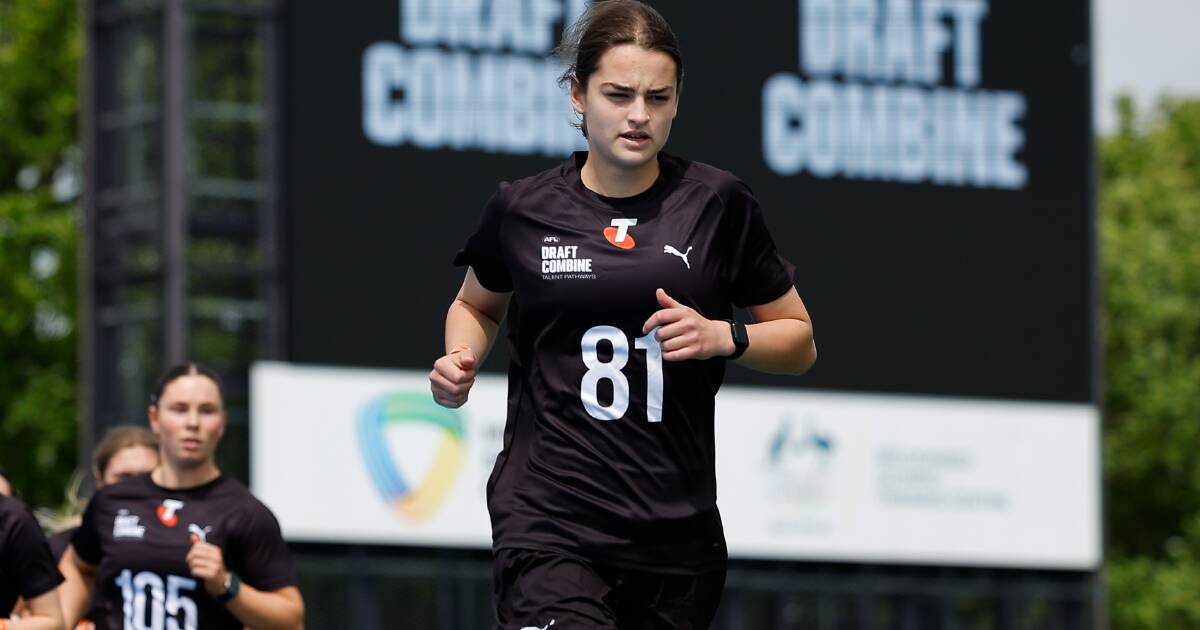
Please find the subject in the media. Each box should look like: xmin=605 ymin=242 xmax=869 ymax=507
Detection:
xmin=570 ymin=77 xmax=586 ymax=115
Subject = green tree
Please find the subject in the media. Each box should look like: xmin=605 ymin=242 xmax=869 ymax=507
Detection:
xmin=1102 ymin=97 xmax=1200 ymax=627
xmin=0 ymin=0 xmax=81 ymax=508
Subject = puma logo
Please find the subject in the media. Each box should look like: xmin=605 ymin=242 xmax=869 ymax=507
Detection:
xmin=188 ymin=523 xmax=213 ymax=543
xmin=521 ymin=620 xmax=554 ymax=630
xmin=663 ymin=244 xmax=693 ymax=269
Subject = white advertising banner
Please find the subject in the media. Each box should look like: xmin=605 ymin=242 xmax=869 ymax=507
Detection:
xmin=251 ymin=362 xmax=1100 ymax=569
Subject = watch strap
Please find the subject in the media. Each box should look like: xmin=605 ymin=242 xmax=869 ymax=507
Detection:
xmin=215 ymin=571 xmax=240 ymax=605
xmin=726 ymin=319 xmax=749 ymax=360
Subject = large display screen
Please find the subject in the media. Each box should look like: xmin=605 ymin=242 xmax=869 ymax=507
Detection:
xmin=286 ymin=0 xmax=1093 ymax=403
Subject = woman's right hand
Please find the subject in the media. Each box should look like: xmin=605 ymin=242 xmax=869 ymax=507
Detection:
xmin=429 ymin=348 xmax=477 ymax=408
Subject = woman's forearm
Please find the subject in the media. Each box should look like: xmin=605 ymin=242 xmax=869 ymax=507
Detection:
xmin=8 ymin=589 xmax=66 ymax=630
xmin=737 ymin=318 xmax=817 ymax=375
xmin=445 ymin=297 xmax=502 ymax=361
xmin=225 ymin=585 xmax=304 ymax=630
xmin=57 ymin=546 xmax=94 ymax=628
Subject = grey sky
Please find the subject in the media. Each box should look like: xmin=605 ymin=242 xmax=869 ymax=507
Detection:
xmin=1095 ymin=0 xmax=1200 ymax=132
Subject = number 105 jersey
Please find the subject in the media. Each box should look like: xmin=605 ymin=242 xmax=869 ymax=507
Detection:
xmin=455 ymin=152 xmax=796 ymax=574
xmin=72 ymin=474 xmax=297 ymax=630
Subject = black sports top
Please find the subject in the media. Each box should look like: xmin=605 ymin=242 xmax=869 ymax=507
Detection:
xmin=456 ymin=152 xmax=795 ymax=573
xmin=0 ymin=495 xmax=64 ymax=615
xmin=72 ymin=474 xmax=296 ymax=630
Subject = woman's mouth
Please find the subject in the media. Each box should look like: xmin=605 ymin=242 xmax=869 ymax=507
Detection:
xmin=620 ymin=131 xmax=651 ymax=148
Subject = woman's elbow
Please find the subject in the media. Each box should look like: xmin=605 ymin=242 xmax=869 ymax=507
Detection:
xmin=788 ymin=326 xmax=817 ymax=375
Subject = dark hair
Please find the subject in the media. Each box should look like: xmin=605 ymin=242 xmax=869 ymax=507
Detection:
xmin=556 ymin=0 xmax=684 ymax=138
xmin=150 ymin=362 xmax=224 ymax=406
xmin=93 ymin=425 xmax=159 ymax=477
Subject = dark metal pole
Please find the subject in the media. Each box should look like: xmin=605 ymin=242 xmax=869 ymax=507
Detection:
xmin=162 ymin=0 xmax=190 ymax=365
xmin=261 ymin=0 xmax=287 ymax=361
xmin=78 ymin=0 xmax=99 ymax=476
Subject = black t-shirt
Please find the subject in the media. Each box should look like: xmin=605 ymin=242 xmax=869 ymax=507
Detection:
xmin=0 ymin=495 xmax=64 ymax=615
xmin=72 ymin=474 xmax=297 ymax=630
xmin=455 ymin=152 xmax=795 ymax=574
xmin=48 ymin=526 xmax=75 ymax=561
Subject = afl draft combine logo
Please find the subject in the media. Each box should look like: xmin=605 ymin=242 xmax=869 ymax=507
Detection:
xmin=358 ymin=392 xmax=466 ymax=522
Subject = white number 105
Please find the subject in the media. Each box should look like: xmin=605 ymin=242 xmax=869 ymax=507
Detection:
xmin=580 ymin=325 xmax=663 ymax=423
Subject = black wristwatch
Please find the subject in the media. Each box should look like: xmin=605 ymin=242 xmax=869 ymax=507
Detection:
xmin=725 ymin=319 xmax=749 ymax=359
xmin=215 ymin=571 xmax=241 ymax=605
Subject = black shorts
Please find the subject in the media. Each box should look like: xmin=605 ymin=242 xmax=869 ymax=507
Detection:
xmin=493 ymin=547 xmax=727 ymax=630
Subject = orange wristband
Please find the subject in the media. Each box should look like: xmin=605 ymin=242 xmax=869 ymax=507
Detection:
xmin=448 ymin=345 xmax=471 ymax=355
xmin=1 ymin=617 xmax=8 ymax=629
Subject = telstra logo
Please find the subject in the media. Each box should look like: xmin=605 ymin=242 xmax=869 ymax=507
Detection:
xmin=358 ymin=392 xmax=466 ymax=522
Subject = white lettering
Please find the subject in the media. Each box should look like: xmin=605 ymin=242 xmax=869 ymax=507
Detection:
xmin=895 ymin=86 xmax=927 ymax=182
xmin=410 ymin=48 xmax=445 ymax=149
xmin=763 ymin=73 xmax=801 ymax=176
xmin=844 ymin=0 xmax=878 ymax=80
xmin=761 ymin=76 xmax=1028 ymax=189
xmin=840 ymin=83 xmax=892 ymax=179
xmin=542 ymin=258 xmax=594 ymax=273
xmin=400 ymin=0 xmax=569 ymax=53
xmin=762 ymin=73 xmax=805 ymax=176
xmin=401 ymin=0 xmax=438 ymax=46
xmin=768 ymin=0 xmax=1025 ymax=190
xmin=949 ymin=0 xmax=988 ymax=87
xmin=800 ymin=0 xmax=838 ymax=76
xmin=487 ymin=0 xmax=525 ymax=50
xmin=806 ymin=80 xmax=839 ymax=178
xmin=990 ymin=92 xmax=1027 ymax=189
xmin=918 ymin=0 xmax=950 ymax=84
xmin=362 ymin=45 xmax=585 ymax=156
xmin=363 ymin=43 xmax=407 ymax=146
xmin=883 ymin=0 xmax=917 ymax=82
xmin=504 ymin=56 xmax=538 ymax=153
xmin=527 ymin=0 xmax=565 ymax=52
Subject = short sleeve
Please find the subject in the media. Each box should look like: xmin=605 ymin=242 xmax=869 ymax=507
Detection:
xmin=452 ymin=184 xmax=514 ymax=292
xmin=229 ymin=504 xmax=296 ymax=592
xmin=47 ymin=527 xmax=75 ymax=561
xmin=1 ymin=501 xmax=64 ymax=600
xmin=723 ymin=181 xmax=796 ymax=307
xmin=71 ymin=495 xmax=104 ymax=566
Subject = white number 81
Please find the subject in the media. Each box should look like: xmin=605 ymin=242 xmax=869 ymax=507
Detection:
xmin=580 ymin=325 xmax=664 ymax=423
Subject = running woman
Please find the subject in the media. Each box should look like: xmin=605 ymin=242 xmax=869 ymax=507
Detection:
xmin=428 ymin=2 xmax=817 ymax=627
xmin=47 ymin=426 xmax=160 ymax=561
xmin=1 ymin=493 xmax=66 ymax=630
xmin=58 ymin=364 xmax=304 ymax=630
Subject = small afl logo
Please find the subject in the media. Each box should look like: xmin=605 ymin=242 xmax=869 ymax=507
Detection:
xmin=543 ymin=235 xmax=560 ymax=243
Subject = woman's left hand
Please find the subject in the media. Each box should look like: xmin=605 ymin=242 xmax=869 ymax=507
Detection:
xmin=642 ymin=288 xmax=734 ymax=361
xmin=186 ymin=536 xmax=229 ymax=595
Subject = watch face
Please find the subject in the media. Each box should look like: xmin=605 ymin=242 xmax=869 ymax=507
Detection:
xmin=734 ymin=321 xmax=749 ymax=347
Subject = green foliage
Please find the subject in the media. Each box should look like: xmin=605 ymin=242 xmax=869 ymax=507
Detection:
xmin=0 ymin=0 xmax=81 ymax=187
xmin=0 ymin=0 xmax=80 ymax=508
xmin=1102 ymin=96 xmax=1200 ymax=626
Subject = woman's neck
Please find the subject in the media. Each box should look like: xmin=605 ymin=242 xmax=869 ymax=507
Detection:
xmin=152 ymin=463 xmax=220 ymax=489
xmin=580 ymin=153 xmax=660 ymax=198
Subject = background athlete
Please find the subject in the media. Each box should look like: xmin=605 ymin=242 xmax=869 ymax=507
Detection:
xmin=429 ymin=1 xmax=817 ymax=627
xmin=58 ymin=363 xmax=305 ymax=630
xmin=29 ymin=426 xmax=159 ymax=629
xmin=1 ymin=492 xmax=66 ymax=630
xmin=46 ymin=425 xmax=160 ymax=561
